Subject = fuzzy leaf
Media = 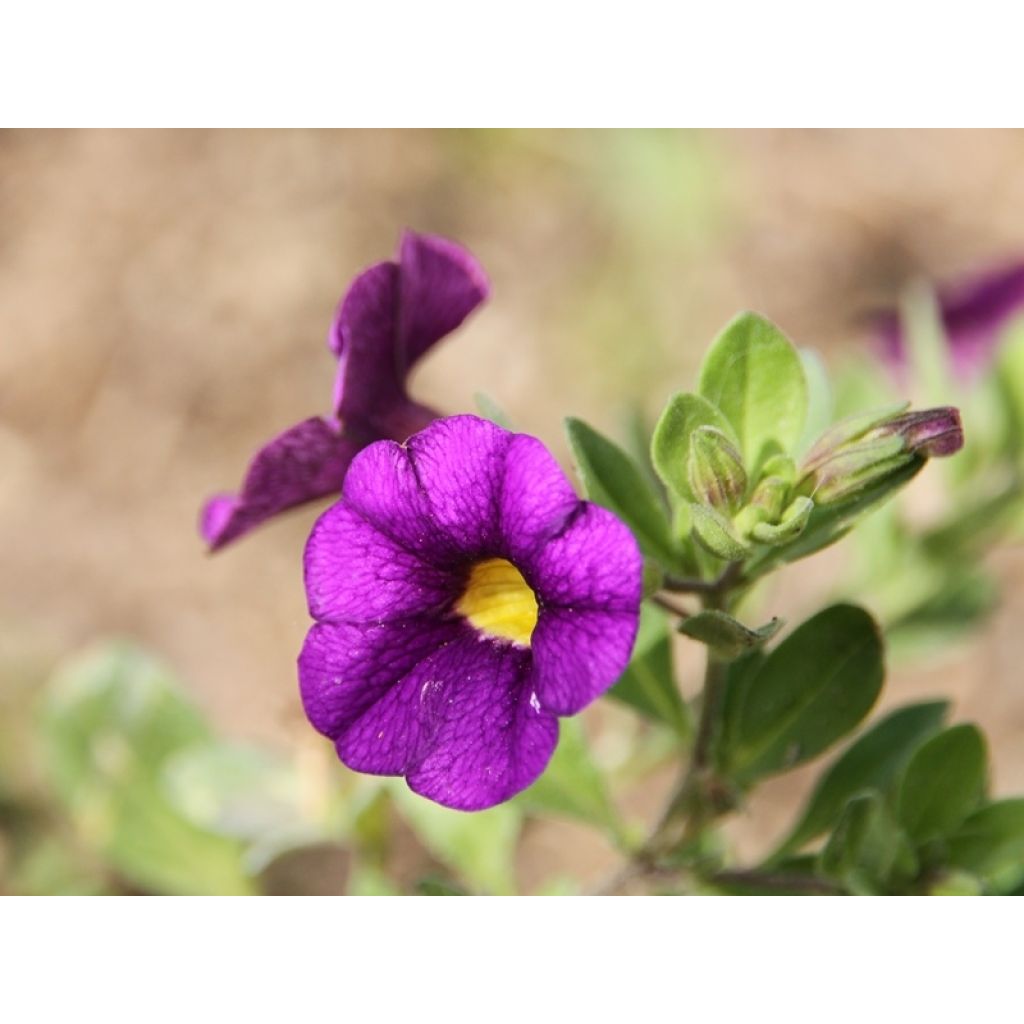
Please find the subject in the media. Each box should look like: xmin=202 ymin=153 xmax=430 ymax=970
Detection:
xmin=651 ymin=392 xmax=738 ymax=501
xmin=698 ymin=312 xmax=808 ymax=464
xmin=678 ymin=610 xmax=782 ymax=661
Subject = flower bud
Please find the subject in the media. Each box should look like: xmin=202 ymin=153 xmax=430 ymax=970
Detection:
xmin=748 ymin=474 xmax=790 ymax=522
xmin=799 ymin=405 xmax=963 ymax=506
xmin=882 ymin=407 xmax=964 ymax=457
xmin=690 ymin=502 xmax=751 ymax=561
xmin=750 ymin=495 xmax=813 ymax=545
xmin=687 ymin=426 xmax=747 ymax=512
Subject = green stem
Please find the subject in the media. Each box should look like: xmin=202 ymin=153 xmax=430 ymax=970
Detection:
xmin=594 ymin=568 xmax=742 ymax=894
xmin=663 ymin=561 xmax=744 ymax=597
xmin=650 ymin=593 xmax=693 ymax=619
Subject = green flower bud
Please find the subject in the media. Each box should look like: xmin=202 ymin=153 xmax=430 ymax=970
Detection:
xmin=689 ymin=502 xmax=751 ymax=561
xmin=748 ymin=474 xmax=790 ymax=522
xmin=687 ymin=426 xmax=747 ymax=512
xmin=799 ymin=405 xmax=963 ymax=507
xmin=750 ymin=495 xmax=813 ymax=545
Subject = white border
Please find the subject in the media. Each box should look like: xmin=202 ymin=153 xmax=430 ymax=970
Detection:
xmin=3 ymin=2 xmax=1019 ymax=126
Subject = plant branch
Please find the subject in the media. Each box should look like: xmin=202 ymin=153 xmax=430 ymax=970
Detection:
xmin=650 ymin=593 xmax=693 ymax=619
xmin=663 ymin=561 xmax=744 ymax=598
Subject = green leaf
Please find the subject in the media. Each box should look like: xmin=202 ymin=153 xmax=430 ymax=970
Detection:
xmin=926 ymin=871 xmax=984 ymax=896
xmin=607 ymin=604 xmax=691 ymax=737
xmin=163 ymin=742 xmax=305 ymax=843
xmin=769 ymin=701 xmax=949 ymax=860
xmin=995 ymin=322 xmax=1024 ymax=457
xmin=946 ymin=799 xmax=1024 ymax=886
xmin=697 ymin=311 xmax=809 ymax=464
xmin=390 ymin=784 xmax=522 ymax=895
xmin=900 ymin=281 xmax=953 ymax=406
xmin=689 ymin=502 xmax=751 ymax=561
xmin=517 ymin=718 xmax=622 ymax=839
xmin=896 ymin=724 xmax=988 ymax=844
xmin=42 ymin=642 xmax=254 ymax=895
xmin=565 ymin=416 xmax=678 ymax=567
xmin=819 ymin=790 xmax=918 ymax=894
xmin=724 ymin=604 xmax=884 ymax=783
xmin=104 ymin=782 xmax=257 ymax=895
xmin=678 ymin=609 xmax=782 ymax=661
xmin=797 ymin=347 xmax=833 ymax=453
xmin=651 ymin=392 xmax=738 ymax=501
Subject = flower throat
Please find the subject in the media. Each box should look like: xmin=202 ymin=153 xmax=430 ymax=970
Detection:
xmin=456 ymin=558 xmax=538 ymax=647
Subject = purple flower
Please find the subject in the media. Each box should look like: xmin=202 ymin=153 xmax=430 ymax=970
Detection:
xmin=200 ymin=231 xmax=489 ymax=550
xmin=298 ymin=415 xmax=643 ymax=811
xmin=876 ymin=260 xmax=1024 ymax=378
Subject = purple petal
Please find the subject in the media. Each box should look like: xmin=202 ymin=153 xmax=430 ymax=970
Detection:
xmin=405 ymin=415 xmax=512 ymax=554
xmin=876 ymin=260 xmax=1024 ymax=378
xmin=530 ymin=503 xmax=644 ymax=612
xmin=396 ymin=230 xmax=491 ymax=370
xmin=531 ymin=608 xmax=640 ymax=715
xmin=200 ymin=417 xmax=358 ymax=551
xmin=404 ymin=633 xmax=558 ymax=811
xmin=339 ymin=438 xmax=463 ymax=564
xmin=526 ymin=502 xmax=642 ymax=714
xmin=329 ymin=262 xmax=405 ymax=424
xmin=304 ymin=500 xmax=458 ymax=623
xmin=298 ymin=617 xmax=462 ymax=740
xmin=941 ymin=261 xmax=1024 ymax=368
xmin=309 ymin=622 xmax=557 ymax=804
xmin=499 ymin=433 xmax=579 ymax=565
xmin=330 ymin=233 xmax=489 ymax=429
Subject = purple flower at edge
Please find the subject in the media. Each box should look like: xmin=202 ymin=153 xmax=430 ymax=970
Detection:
xmin=876 ymin=260 xmax=1024 ymax=378
xmin=200 ymin=231 xmax=489 ymax=550
xmin=299 ymin=415 xmax=643 ymax=811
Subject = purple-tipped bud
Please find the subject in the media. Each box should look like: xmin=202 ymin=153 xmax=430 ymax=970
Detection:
xmin=882 ymin=407 xmax=964 ymax=458
xmin=799 ymin=404 xmax=964 ymax=507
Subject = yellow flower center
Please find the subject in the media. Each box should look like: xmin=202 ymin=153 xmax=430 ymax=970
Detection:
xmin=456 ymin=558 xmax=538 ymax=647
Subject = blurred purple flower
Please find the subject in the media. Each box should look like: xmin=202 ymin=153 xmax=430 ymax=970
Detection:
xmin=200 ymin=231 xmax=489 ymax=550
xmin=298 ymin=415 xmax=643 ymax=811
xmin=876 ymin=261 xmax=1024 ymax=378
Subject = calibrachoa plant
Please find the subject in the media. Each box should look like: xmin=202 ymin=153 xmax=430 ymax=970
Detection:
xmin=195 ymin=231 xmax=1024 ymax=896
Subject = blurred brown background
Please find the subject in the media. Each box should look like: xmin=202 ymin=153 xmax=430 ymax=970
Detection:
xmin=4 ymin=129 xmax=1024 ymax=882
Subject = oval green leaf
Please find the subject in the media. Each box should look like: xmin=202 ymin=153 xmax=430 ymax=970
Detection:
xmin=725 ymin=604 xmax=884 ymax=782
xmin=698 ymin=311 xmax=808 ymax=464
xmin=896 ymin=724 xmax=988 ymax=844
xmin=768 ymin=700 xmax=949 ymax=860
xmin=651 ymin=392 xmax=738 ymax=501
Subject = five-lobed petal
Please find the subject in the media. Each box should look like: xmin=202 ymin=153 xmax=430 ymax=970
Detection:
xmin=299 ymin=414 xmax=643 ymax=811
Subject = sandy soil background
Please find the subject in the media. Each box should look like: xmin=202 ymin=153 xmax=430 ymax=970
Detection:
xmin=4 ymin=129 xmax=1024 ymax=889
